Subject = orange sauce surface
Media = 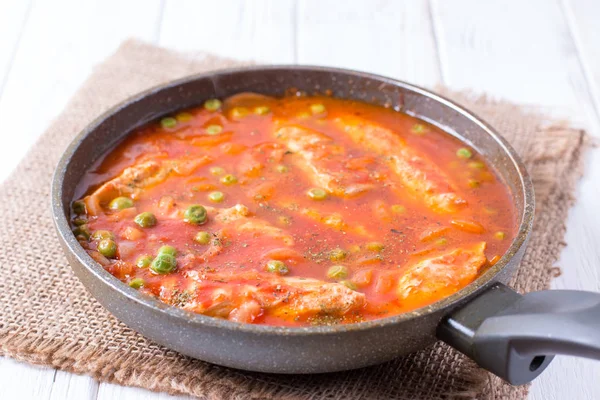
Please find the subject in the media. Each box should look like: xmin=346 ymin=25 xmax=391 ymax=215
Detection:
xmin=71 ymin=93 xmax=515 ymax=326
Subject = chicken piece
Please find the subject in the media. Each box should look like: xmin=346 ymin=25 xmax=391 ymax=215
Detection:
xmin=229 ymin=300 xmax=263 ymax=323
xmin=398 ymin=242 xmax=487 ymax=300
xmin=83 ymin=156 xmax=212 ymax=215
xmin=275 ymin=125 xmax=374 ymax=197
xmin=296 ymin=206 xmax=372 ymax=238
xmin=335 ymin=116 xmax=466 ymax=213
xmin=211 ymin=204 xmax=251 ymax=223
xmin=237 ymin=142 xmax=286 ymax=178
xmin=177 ymin=270 xmax=365 ymax=322
xmin=236 ymin=221 xmax=294 ymax=245
xmin=274 ymin=277 xmax=366 ymax=317
xmin=212 ymin=204 xmax=294 ymax=246
xmin=150 ymin=202 xmax=294 ymax=251
xmin=178 ymin=203 xmax=294 ymax=266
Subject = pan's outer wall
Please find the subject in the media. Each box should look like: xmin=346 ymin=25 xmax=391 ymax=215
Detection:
xmin=52 ymin=67 xmax=532 ymax=373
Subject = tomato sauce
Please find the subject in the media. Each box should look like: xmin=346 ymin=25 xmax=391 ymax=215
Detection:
xmin=71 ymin=93 xmax=515 ymax=326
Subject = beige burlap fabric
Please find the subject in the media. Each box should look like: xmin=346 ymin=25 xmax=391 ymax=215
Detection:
xmin=0 ymin=40 xmax=590 ymax=399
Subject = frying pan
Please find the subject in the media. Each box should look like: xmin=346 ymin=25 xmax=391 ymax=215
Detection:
xmin=51 ymin=66 xmax=600 ymax=385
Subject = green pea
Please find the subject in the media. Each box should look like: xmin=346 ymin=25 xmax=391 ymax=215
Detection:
xmin=205 ymin=125 xmax=223 ymax=135
xmin=210 ymin=166 xmax=225 ymax=176
xmin=72 ymin=217 xmax=87 ymax=226
xmin=151 ymin=253 xmax=177 ymax=274
xmin=136 ymin=255 xmax=152 ymax=268
xmin=75 ymin=234 xmax=89 ymax=242
xmin=341 ymin=280 xmax=357 ymax=290
xmin=72 ymin=200 xmax=86 ymax=215
xmin=184 ymin=204 xmax=208 ymax=225
xmin=494 ymin=231 xmax=506 ymax=240
xmin=468 ymin=161 xmax=485 ymax=169
xmin=266 ymin=260 xmax=289 ymax=275
xmin=329 ymin=248 xmax=347 ymax=261
xmin=307 ymin=187 xmax=327 ymax=201
xmin=276 ymin=164 xmax=289 ymax=173
xmin=220 ymin=174 xmax=238 ymax=185
xmin=129 ymin=278 xmax=145 ymax=289
xmin=73 ymin=225 xmax=91 ymax=240
xmin=254 ymin=106 xmax=271 ymax=115
xmin=327 ymin=265 xmax=348 ymax=280
xmin=134 ymin=212 xmax=157 ymax=228
xmin=366 ymin=242 xmax=385 ymax=252
xmin=160 ymin=117 xmax=177 ymax=129
xmin=158 ymin=245 xmax=177 ymax=257
xmin=204 ymin=98 xmax=222 ymax=111
xmin=310 ymin=103 xmax=326 ymax=114
xmin=468 ymin=179 xmax=480 ymax=188
xmin=391 ymin=204 xmax=406 ymax=214
xmin=176 ymin=112 xmax=193 ymax=122
xmin=109 ymin=196 xmax=134 ymax=210
xmin=208 ymin=191 xmax=224 ymax=203
xmin=91 ymin=230 xmax=114 ymax=241
xmin=98 ymin=239 xmax=117 ymax=258
xmin=230 ymin=107 xmax=249 ymax=119
xmin=411 ymin=123 xmax=427 ymax=135
xmin=436 ymin=238 xmax=448 ymax=246
xmin=456 ymin=148 xmax=473 ymax=159
xmin=195 ymin=231 xmax=212 ymax=245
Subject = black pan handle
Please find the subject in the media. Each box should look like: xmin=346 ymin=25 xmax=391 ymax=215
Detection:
xmin=437 ymin=282 xmax=600 ymax=385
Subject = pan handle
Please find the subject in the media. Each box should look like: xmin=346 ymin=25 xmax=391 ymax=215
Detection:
xmin=437 ymin=282 xmax=600 ymax=385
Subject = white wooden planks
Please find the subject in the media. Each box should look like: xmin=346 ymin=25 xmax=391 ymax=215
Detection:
xmin=563 ymin=0 xmax=600 ymax=116
xmin=0 ymin=0 xmax=32 ymax=97
xmin=0 ymin=0 xmax=163 ymax=182
xmin=430 ymin=1 xmax=600 ymax=399
xmin=0 ymin=0 xmax=599 ymax=398
xmin=159 ymin=0 xmax=296 ymax=63
xmin=431 ymin=0 xmax=598 ymax=128
xmin=49 ymin=371 xmax=99 ymax=400
xmin=0 ymin=359 xmax=55 ymax=400
xmin=296 ymin=0 xmax=440 ymax=85
xmin=0 ymin=0 xmax=163 ymax=398
xmin=97 ymin=383 xmax=193 ymax=400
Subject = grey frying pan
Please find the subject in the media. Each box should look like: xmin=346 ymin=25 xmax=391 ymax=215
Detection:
xmin=51 ymin=66 xmax=600 ymax=385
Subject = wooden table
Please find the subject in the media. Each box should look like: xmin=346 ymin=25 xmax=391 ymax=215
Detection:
xmin=1 ymin=1 xmax=598 ymax=399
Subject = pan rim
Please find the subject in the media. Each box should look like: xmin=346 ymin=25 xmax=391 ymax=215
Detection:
xmin=51 ymin=65 xmax=534 ymax=336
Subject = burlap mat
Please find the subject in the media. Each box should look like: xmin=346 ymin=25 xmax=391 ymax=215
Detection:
xmin=0 ymin=39 xmax=590 ymax=399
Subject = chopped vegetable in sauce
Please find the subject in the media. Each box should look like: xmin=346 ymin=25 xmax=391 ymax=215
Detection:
xmin=208 ymin=191 xmax=225 ymax=203
xmin=109 ymin=196 xmax=133 ymax=210
xmin=456 ymin=148 xmax=473 ymax=159
xmin=136 ymin=255 xmax=152 ymax=268
xmin=98 ymin=239 xmax=117 ymax=258
xmin=194 ymin=231 xmax=212 ymax=245
xmin=205 ymin=125 xmax=223 ymax=135
xmin=129 ymin=277 xmax=145 ymax=289
xmin=184 ymin=205 xmax=208 ymax=225
xmin=160 ymin=117 xmax=177 ymax=129
xmin=134 ymin=212 xmax=157 ymax=228
xmin=71 ymin=93 xmax=515 ymax=327
xmin=204 ymin=99 xmax=222 ymax=111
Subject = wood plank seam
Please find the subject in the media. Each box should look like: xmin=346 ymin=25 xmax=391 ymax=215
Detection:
xmin=561 ymin=0 xmax=600 ymax=125
xmin=0 ymin=0 xmax=33 ymax=100
xmin=154 ymin=0 xmax=167 ymax=44
xmin=292 ymin=0 xmax=298 ymax=63
xmin=46 ymin=369 xmax=59 ymax=400
xmin=426 ymin=0 xmax=446 ymax=84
